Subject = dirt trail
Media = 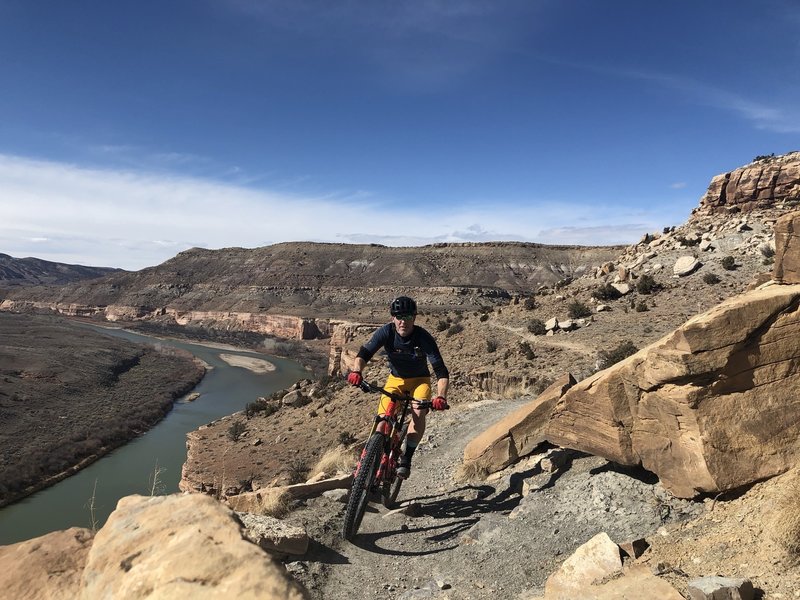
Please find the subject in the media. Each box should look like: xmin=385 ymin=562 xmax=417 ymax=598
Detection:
xmin=285 ymin=398 xmax=703 ymax=600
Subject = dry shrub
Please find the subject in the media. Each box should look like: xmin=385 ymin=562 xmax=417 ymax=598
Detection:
xmin=455 ymin=460 xmax=490 ymax=483
xmin=308 ymin=446 xmax=357 ymax=479
xmin=255 ymin=487 xmax=291 ymax=518
xmin=768 ymin=469 xmax=800 ymax=557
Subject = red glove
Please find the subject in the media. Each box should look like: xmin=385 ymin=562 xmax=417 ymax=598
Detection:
xmin=347 ymin=371 xmax=363 ymax=386
xmin=431 ymin=396 xmax=449 ymax=411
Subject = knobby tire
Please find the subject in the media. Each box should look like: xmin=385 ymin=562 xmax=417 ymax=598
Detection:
xmin=342 ymin=432 xmax=383 ymax=540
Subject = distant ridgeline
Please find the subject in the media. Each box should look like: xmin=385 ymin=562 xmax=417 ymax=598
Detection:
xmin=0 ymin=253 xmax=121 ymax=287
xmin=0 ymin=242 xmax=623 ymax=329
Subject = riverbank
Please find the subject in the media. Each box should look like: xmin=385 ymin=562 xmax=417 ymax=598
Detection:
xmin=0 ymin=313 xmax=205 ymax=508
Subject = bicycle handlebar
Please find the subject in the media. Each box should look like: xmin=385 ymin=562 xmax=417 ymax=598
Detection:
xmin=351 ymin=378 xmax=443 ymax=410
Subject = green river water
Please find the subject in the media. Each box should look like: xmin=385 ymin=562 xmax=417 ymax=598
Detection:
xmin=0 ymin=325 xmax=308 ymax=545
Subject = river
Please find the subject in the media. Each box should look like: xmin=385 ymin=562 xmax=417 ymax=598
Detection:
xmin=0 ymin=325 xmax=308 ymax=545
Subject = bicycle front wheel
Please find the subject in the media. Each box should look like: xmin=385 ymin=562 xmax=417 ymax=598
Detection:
xmin=342 ymin=432 xmax=384 ymax=540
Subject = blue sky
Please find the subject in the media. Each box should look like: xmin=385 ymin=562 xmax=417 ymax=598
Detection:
xmin=1 ymin=1 xmax=798 ymax=270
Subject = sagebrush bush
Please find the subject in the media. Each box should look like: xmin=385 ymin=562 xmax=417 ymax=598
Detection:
xmin=436 ymin=319 xmax=449 ymax=332
xmin=592 ymin=284 xmax=622 ymax=301
xmin=703 ymin=273 xmax=721 ymax=285
xmin=761 ymin=244 xmax=776 ymax=258
xmin=486 ymin=339 xmax=498 ymax=353
xmin=479 ymin=313 xmax=489 ymax=322
xmin=518 ymin=341 xmax=535 ymax=360
xmin=567 ymin=300 xmax=592 ymax=319
xmin=245 ymin=400 xmax=278 ymax=418
xmin=722 ymin=256 xmax=736 ymax=270
xmin=635 ymin=301 xmax=648 ymax=312
xmin=597 ymin=340 xmax=638 ymax=370
xmin=636 ymin=274 xmax=661 ymax=294
xmin=527 ymin=318 xmax=546 ymax=335
xmin=523 ymin=297 xmax=536 ymax=310
xmin=227 ymin=421 xmax=246 ymax=442
xmin=446 ymin=323 xmax=464 ymax=337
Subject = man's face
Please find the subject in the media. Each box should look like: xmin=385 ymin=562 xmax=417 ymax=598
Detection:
xmin=393 ymin=313 xmax=415 ymax=336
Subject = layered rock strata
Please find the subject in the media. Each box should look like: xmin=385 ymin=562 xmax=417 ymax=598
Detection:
xmin=696 ymin=151 xmax=800 ymax=215
xmin=547 ymin=284 xmax=800 ymax=497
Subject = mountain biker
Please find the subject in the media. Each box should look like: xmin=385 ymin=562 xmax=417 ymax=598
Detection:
xmin=347 ymin=296 xmax=450 ymax=478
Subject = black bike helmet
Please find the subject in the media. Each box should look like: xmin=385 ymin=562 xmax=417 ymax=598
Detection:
xmin=390 ymin=296 xmax=417 ymax=317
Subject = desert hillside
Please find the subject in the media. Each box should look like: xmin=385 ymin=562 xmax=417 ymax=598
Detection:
xmin=0 ymin=253 xmax=120 ymax=289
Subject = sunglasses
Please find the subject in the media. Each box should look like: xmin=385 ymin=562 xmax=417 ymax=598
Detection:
xmin=394 ymin=314 xmax=415 ymax=321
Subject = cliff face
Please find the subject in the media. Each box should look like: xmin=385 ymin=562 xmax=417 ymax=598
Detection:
xmin=695 ymin=151 xmax=800 ymax=215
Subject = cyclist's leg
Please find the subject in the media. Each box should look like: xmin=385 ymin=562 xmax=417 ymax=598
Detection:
xmin=403 ymin=377 xmax=432 ymax=469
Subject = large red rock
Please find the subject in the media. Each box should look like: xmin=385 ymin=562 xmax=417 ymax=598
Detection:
xmin=547 ymin=285 xmax=800 ymax=497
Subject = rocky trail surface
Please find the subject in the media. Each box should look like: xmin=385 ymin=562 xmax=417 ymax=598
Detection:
xmin=282 ymin=399 xmax=708 ymax=600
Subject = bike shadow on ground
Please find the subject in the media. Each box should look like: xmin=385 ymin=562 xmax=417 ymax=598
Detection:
xmin=411 ymin=450 xmax=587 ymax=524
xmin=348 ymin=518 xmax=474 ymax=557
xmin=346 ymin=452 xmax=584 ymax=557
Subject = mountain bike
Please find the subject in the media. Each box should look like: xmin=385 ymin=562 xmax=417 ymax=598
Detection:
xmin=341 ymin=380 xmax=437 ymax=541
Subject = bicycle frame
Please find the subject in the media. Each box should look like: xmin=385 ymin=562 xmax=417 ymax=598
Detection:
xmin=342 ymin=379 xmax=434 ymax=539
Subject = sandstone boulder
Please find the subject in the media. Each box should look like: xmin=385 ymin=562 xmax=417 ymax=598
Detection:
xmin=0 ymin=527 xmax=94 ymax=600
xmin=462 ymin=373 xmax=576 ymax=474
xmin=773 ymin=211 xmax=800 ymax=284
xmin=673 ymin=256 xmax=701 ymax=276
xmin=81 ymin=494 xmax=308 ymax=599
xmin=547 ymin=284 xmax=800 ymax=497
xmin=543 ymin=532 xmax=622 ymax=598
xmin=238 ymin=513 xmax=309 ymax=556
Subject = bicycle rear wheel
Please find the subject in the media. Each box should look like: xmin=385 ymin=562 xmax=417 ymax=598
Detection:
xmin=342 ymin=432 xmax=383 ymax=540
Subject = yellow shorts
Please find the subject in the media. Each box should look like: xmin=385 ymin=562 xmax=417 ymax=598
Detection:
xmin=377 ymin=374 xmax=431 ymax=416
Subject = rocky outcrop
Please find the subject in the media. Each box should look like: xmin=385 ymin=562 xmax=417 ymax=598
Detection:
xmin=773 ymin=211 xmax=800 ymax=284
xmin=547 ymin=284 xmax=800 ymax=498
xmin=0 ymin=299 xmax=329 ymax=340
xmin=462 ymin=374 xmax=576 ymax=474
xmin=695 ymin=151 xmax=800 ymax=215
xmin=0 ymin=527 xmax=94 ymax=600
xmin=0 ymin=494 xmax=308 ymax=599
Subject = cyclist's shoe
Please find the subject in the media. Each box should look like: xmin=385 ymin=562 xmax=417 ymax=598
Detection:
xmin=396 ymin=454 xmax=412 ymax=479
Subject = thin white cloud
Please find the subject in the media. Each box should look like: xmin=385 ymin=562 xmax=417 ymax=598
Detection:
xmin=670 ymin=182 xmax=687 ymax=189
xmin=612 ymin=67 xmax=800 ymax=134
xmin=0 ymin=153 xmax=680 ymax=270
